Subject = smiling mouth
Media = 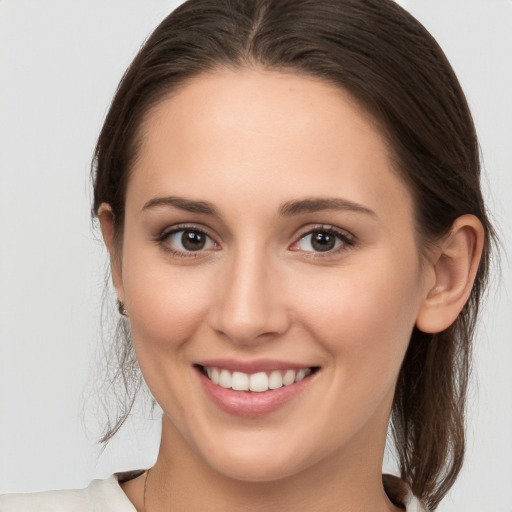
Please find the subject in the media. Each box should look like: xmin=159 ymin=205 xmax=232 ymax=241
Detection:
xmin=198 ymin=366 xmax=319 ymax=393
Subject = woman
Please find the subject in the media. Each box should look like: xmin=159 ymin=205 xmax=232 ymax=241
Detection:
xmin=0 ymin=0 xmax=494 ymax=510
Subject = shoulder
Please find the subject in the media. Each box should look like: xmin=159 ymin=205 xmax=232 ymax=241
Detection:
xmin=383 ymin=474 xmax=428 ymax=512
xmin=0 ymin=474 xmax=137 ymax=512
xmin=403 ymin=493 xmax=428 ymax=512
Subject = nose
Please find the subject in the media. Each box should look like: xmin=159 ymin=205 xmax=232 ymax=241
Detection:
xmin=209 ymin=249 xmax=291 ymax=345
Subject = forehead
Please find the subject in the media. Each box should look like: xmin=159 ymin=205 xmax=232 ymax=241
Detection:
xmin=128 ymin=68 xmax=414 ymax=222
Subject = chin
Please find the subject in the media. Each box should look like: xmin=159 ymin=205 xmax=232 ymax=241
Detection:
xmin=192 ymin=428 xmax=323 ymax=483
xmin=204 ymin=452 xmax=306 ymax=483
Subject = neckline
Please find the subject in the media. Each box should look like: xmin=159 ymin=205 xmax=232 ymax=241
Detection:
xmin=113 ymin=470 xmax=425 ymax=511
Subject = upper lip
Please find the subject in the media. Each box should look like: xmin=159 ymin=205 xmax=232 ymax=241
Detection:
xmin=196 ymin=358 xmax=316 ymax=374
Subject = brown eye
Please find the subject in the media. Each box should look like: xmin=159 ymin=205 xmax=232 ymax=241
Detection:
xmin=181 ymin=230 xmax=207 ymax=251
xmin=165 ymin=229 xmax=217 ymax=253
xmin=310 ymin=231 xmax=336 ymax=252
xmin=290 ymin=227 xmax=354 ymax=254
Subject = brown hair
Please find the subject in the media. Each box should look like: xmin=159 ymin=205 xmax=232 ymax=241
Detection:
xmin=92 ymin=0 xmax=495 ymax=508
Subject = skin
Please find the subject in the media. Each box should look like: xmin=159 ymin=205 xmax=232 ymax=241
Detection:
xmin=99 ymin=68 xmax=484 ymax=511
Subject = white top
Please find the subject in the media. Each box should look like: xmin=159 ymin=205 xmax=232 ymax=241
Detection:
xmin=0 ymin=472 xmax=427 ymax=511
xmin=0 ymin=475 xmax=136 ymax=511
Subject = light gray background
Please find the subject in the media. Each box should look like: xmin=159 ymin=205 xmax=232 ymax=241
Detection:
xmin=0 ymin=1 xmax=511 ymax=510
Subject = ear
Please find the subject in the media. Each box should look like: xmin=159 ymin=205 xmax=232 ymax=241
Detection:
xmin=97 ymin=203 xmax=125 ymax=303
xmin=416 ymin=214 xmax=485 ymax=333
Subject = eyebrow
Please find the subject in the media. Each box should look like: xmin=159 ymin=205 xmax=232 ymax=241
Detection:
xmin=141 ymin=195 xmax=376 ymax=218
xmin=279 ymin=197 xmax=377 ymax=217
xmin=142 ymin=196 xmax=219 ymax=215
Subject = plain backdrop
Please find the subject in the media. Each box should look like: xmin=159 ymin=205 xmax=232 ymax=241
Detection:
xmin=0 ymin=1 xmax=511 ymax=510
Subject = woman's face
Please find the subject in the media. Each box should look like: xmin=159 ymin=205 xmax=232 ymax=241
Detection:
xmin=113 ymin=69 xmax=432 ymax=481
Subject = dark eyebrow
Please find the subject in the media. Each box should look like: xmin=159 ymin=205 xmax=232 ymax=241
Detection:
xmin=279 ymin=197 xmax=377 ymax=217
xmin=142 ymin=196 xmax=218 ymax=216
xmin=141 ymin=195 xmax=376 ymax=218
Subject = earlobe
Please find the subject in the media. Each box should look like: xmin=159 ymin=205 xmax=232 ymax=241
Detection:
xmin=97 ymin=203 xmax=125 ymax=302
xmin=416 ymin=214 xmax=485 ymax=334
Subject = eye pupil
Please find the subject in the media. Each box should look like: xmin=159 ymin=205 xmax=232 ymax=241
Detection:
xmin=181 ymin=230 xmax=206 ymax=251
xmin=311 ymin=231 xmax=335 ymax=252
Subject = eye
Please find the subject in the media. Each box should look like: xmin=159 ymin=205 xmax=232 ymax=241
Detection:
xmin=290 ymin=227 xmax=354 ymax=254
xmin=162 ymin=228 xmax=218 ymax=254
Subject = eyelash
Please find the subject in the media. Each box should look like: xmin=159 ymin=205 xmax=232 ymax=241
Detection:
xmin=290 ymin=225 xmax=355 ymax=258
xmin=155 ymin=224 xmax=219 ymax=258
xmin=155 ymin=224 xmax=355 ymax=259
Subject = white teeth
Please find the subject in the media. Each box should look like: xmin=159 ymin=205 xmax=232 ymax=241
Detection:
xmin=203 ymin=366 xmax=313 ymax=392
xmin=219 ymin=369 xmax=232 ymax=389
xmin=282 ymin=369 xmax=296 ymax=386
xmin=295 ymin=368 xmax=308 ymax=382
xmin=249 ymin=372 xmax=268 ymax=392
xmin=231 ymin=371 xmax=249 ymax=391
xmin=268 ymin=370 xmax=283 ymax=389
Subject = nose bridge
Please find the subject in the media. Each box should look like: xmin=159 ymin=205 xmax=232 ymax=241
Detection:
xmin=211 ymin=242 xmax=289 ymax=343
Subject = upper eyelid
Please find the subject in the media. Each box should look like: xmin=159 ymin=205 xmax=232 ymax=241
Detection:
xmin=294 ymin=224 xmax=355 ymax=241
xmin=158 ymin=223 xmax=218 ymax=241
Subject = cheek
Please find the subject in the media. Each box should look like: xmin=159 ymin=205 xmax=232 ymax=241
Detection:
xmin=122 ymin=256 xmax=213 ymax=355
xmin=295 ymin=251 xmax=423 ymax=376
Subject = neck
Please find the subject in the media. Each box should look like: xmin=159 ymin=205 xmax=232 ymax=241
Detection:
xmin=143 ymin=415 xmax=400 ymax=512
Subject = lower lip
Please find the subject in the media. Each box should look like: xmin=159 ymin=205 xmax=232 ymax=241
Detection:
xmin=198 ymin=369 xmax=314 ymax=418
